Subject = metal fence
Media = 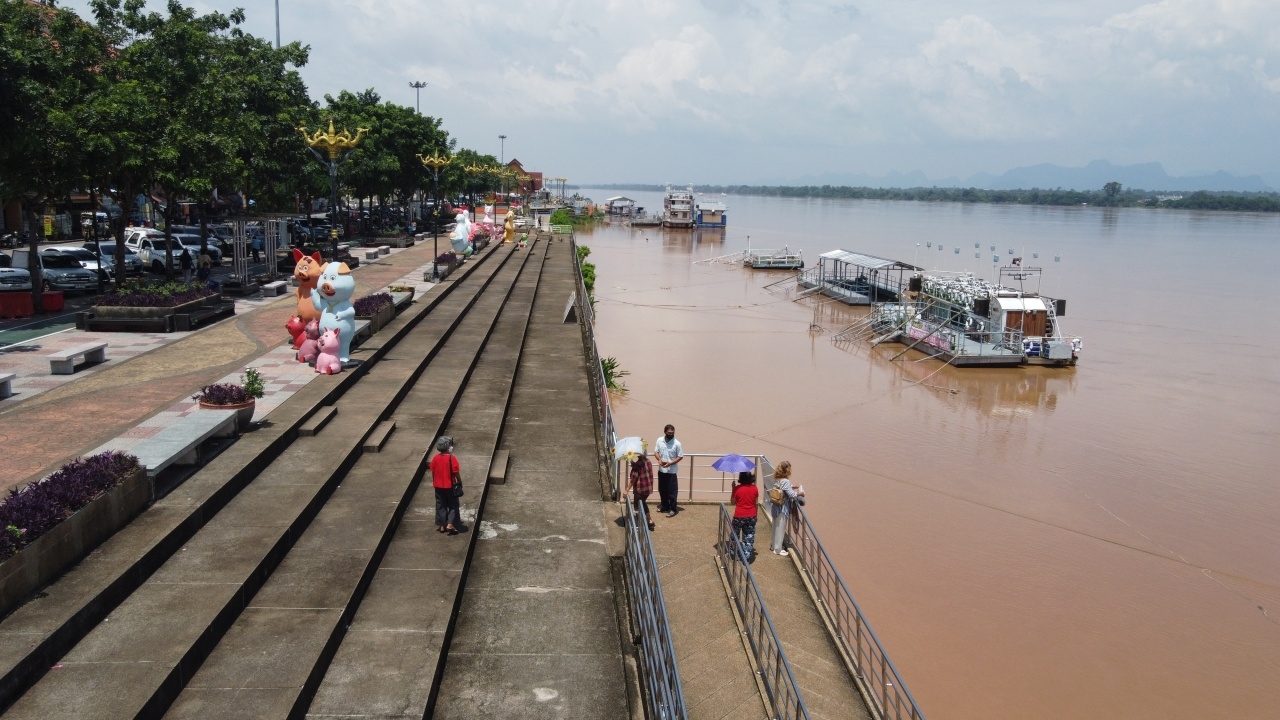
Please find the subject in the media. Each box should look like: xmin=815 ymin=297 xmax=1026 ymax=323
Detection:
xmin=569 ymin=237 xmax=617 ymax=492
xmin=784 ymin=503 xmax=927 ymax=720
xmin=716 ymin=504 xmax=811 ymax=720
xmin=623 ymin=492 xmax=687 ymax=719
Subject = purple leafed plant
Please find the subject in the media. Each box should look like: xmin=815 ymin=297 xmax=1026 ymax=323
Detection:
xmin=0 ymin=452 xmax=140 ymax=560
xmin=436 ymin=253 xmax=458 ymax=267
xmin=353 ymin=292 xmax=394 ymax=317
xmin=192 ymin=382 xmax=251 ymax=405
xmin=95 ymin=282 xmax=215 ymax=308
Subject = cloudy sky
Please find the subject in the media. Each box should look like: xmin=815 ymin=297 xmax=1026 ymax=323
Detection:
xmin=60 ymin=0 xmax=1280 ymax=185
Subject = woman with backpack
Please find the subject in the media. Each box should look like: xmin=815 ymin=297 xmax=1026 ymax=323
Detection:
xmin=768 ymin=461 xmax=804 ymax=556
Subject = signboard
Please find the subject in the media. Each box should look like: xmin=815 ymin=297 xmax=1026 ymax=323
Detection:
xmin=43 ymin=216 xmax=53 ymax=237
xmin=906 ymin=324 xmax=953 ymax=352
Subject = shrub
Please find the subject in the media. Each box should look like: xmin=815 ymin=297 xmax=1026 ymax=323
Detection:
xmin=353 ymin=292 xmax=394 ymax=316
xmin=95 ymin=280 xmax=215 ymax=308
xmin=436 ymin=253 xmax=458 ymax=267
xmin=0 ymin=452 xmax=141 ymax=560
xmin=241 ymin=368 xmax=266 ymax=400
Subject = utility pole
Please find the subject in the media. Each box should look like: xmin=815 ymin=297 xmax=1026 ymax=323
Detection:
xmin=499 ymin=135 xmax=506 ymax=166
xmin=409 ymin=81 xmax=427 ymax=114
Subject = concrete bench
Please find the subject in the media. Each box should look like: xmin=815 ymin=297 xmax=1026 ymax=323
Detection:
xmin=377 ymin=245 xmax=390 ymax=256
xmin=261 ymin=280 xmax=288 ymax=296
xmin=48 ymin=342 xmax=108 ymax=375
xmin=364 ymin=249 xmax=379 ymax=261
xmin=0 ymin=372 xmax=14 ymax=399
xmin=352 ymin=319 xmax=372 ymax=345
xmin=131 ymin=409 xmax=238 ymax=484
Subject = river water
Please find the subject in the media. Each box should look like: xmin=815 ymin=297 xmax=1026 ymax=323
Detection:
xmin=581 ymin=189 xmax=1280 ymax=720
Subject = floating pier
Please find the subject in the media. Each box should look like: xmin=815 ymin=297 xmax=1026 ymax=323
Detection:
xmin=797 ymin=249 xmax=920 ymax=305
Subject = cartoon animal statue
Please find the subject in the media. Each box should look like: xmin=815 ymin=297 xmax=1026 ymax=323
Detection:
xmin=314 ymin=328 xmax=343 ymax=375
xmin=296 ymin=319 xmax=321 ymax=363
xmin=503 ymin=212 xmax=515 ymax=243
xmin=286 ymin=315 xmax=306 ymax=348
xmin=292 ymin=248 xmax=324 ymax=324
xmin=483 ymin=204 xmax=495 ymax=227
xmin=450 ymin=210 xmax=473 ymax=255
xmin=311 ymin=261 xmax=356 ymax=363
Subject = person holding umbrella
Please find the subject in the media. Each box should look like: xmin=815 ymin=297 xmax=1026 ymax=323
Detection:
xmin=730 ymin=470 xmax=760 ymax=561
xmin=654 ymin=424 xmax=683 ymax=516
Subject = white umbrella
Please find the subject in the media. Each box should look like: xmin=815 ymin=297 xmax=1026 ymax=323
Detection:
xmin=614 ymin=436 xmax=645 ymax=460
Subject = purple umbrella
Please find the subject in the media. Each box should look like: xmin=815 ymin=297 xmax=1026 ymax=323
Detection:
xmin=712 ymin=454 xmax=756 ymax=473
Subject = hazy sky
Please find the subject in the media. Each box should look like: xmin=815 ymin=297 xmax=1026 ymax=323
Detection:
xmin=60 ymin=0 xmax=1280 ymax=184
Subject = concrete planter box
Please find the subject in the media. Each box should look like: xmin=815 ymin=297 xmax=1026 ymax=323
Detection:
xmin=93 ymin=296 xmax=209 ymax=319
xmin=357 ymin=303 xmax=395 ymax=334
xmin=390 ymin=290 xmax=414 ymax=314
xmin=198 ymin=398 xmax=256 ymax=429
xmin=0 ymin=468 xmax=148 ymax=617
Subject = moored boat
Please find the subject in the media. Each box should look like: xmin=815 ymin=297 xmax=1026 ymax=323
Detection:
xmin=661 ymin=185 xmax=695 ymax=228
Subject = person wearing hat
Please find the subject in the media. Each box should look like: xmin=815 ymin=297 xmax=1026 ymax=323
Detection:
xmin=625 ymin=440 xmax=655 ymax=531
xmin=430 ymin=436 xmax=462 ymax=534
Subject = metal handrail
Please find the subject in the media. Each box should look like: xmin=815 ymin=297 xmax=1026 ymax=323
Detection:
xmin=569 ymin=237 xmax=617 ymax=493
xmin=624 ymin=493 xmax=688 ymax=719
xmin=785 ymin=503 xmax=928 ymax=720
xmin=716 ymin=504 xmax=811 ymax=720
xmin=614 ymin=452 xmax=771 ymax=501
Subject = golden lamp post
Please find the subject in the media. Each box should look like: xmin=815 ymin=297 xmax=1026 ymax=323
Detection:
xmin=298 ymin=119 xmax=368 ymax=259
xmin=418 ymin=151 xmax=452 ymax=280
xmin=464 ymin=164 xmax=486 ymax=223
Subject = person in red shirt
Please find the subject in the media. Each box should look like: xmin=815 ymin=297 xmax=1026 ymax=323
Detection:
xmin=430 ymin=436 xmax=462 ymax=534
xmin=730 ymin=471 xmax=759 ymax=560
xmin=626 ymin=446 xmax=656 ymax=532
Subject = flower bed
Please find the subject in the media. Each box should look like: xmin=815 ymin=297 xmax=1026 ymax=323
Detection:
xmin=94 ymin=282 xmax=216 ymax=308
xmin=354 ymin=292 xmax=395 ymax=333
xmin=1 ymin=452 xmax=146 ymax=615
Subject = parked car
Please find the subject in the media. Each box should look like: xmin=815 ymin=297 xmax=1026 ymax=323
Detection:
xmin=0 ymin=265 xmax=32 ymax=292
xmin=43 ymin=245 xmax=113 ymax=284
xmin=11 ymin=248 xmax=98 ymax=292
xmin=169 ymin=225 xmax=233 ymax=254
xmin=85 ymin=242 xmax=144 ymax=278
xmin=125 ymin=233 xmax=222 ymax=272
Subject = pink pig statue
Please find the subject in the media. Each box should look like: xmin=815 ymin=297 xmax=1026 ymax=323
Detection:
xmin=297 ymin=319 xmax=321 ymax=364
xmin=315 ymin=327 xmax=343 ymax=375
xmin=287 ymin=315 xmax=306 ymax=349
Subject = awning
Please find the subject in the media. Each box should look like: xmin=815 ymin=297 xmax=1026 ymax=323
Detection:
xmin=820 ymin=249 xmax=919 ymax=271
xmin=995 ymin=297 xmax=1047 ymax=312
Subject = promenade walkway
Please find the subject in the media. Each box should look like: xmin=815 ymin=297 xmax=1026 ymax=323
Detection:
xmin=0 ymin=241 xmax=435 ymax=492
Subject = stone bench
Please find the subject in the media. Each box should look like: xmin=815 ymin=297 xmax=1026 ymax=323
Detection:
xmin=0 ymin=372 xmax=14 ymax=399
xmin=261 ymin=280 xmax=288 ymax=296
xmin=352 ymin=319 xmax=372 ymax=345
xmin=377 ymin=245 xmax=390 ymax=256
xmin=364 ymin=249 xmax=379 ymax=261
xmin=131 ymin=409 xmax=239 ymax=485
xmin=48 ymin=342 xmax=108 ymax=375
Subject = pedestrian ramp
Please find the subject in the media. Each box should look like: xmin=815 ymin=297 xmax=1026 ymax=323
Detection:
xmin=647 ymin=502 xmax=877 ymax=720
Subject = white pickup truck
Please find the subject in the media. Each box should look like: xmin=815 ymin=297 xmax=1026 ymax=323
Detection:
xmin=125 ymin=230 xmax=222 ymax=272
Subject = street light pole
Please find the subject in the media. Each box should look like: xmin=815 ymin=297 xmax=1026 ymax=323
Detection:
xmin=409 ymin=81 xmax=427 ymax=114
xmin=299 ymin=120 xmax=369 ymax=261
xmin=419 ymin=152 xmax=451 ymax=280
xmin=274 ymin=0 xmax=280 ymax=48
xmin=498 ymin=135 xmax=507 ymax=199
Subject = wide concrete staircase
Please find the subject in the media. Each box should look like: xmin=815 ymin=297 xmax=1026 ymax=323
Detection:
xmin=0 ymin=237 xmax=626 ymax=719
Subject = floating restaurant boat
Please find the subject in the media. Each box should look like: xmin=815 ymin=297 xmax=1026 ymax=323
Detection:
xmin=632 ymin=210 xmax=661 ymax=227
xmin=661 ymin=185 xmax=695 ymax=228
xmin=835 ymin=264 xmax=1082 ymax=367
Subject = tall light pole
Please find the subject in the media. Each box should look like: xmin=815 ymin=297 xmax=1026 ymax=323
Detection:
xmin=419 ymin=152 xmax=451 ymax=280
xmin=498 ymin=135 xmax=507 ymax=198
xmin=409 ymin=81 xmax=427 ymax=114
xmin=299 ymin=120 xmax=369 ymax=260
xmin=274 ymin=0 xmax=280 ymax=48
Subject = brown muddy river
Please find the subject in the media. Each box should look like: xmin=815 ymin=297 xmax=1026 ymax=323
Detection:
xmin=582 ymin=189 xmax=1280 ymax=720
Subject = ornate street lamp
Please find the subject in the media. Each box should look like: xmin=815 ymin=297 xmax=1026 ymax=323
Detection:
xmin=419 ymin=151 xmax=451 ymax=280
xmin=298 ymin=119 xmax=368 ymax=260
xmin=464 ymin=163 xmax=485 ymax=223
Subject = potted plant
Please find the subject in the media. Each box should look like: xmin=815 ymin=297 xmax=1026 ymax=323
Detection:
xmin=193 ymin=367 xmax=265 ymax=428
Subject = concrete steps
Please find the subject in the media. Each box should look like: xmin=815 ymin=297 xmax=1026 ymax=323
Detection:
xmin=0 ymin=244 xmax=520 ymax=718
xmin=302 ymin=240 xmax=549 ymax=719
xmin=157 ymin=241 xmax=546 ymax=718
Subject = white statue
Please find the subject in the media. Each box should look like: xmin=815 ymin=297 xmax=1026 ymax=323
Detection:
xmin=483 ymin=204 xmax=495 ymax=227
xmin=450 ymin=210 xmax=473 ymax=254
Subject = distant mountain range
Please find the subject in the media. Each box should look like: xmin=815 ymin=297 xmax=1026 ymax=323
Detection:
xmin=788 ymin=160 xmax=1274 ymax=193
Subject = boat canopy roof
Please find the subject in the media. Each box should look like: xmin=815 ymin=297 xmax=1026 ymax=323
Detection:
xmin=820 ymin=249 xmax=920 ymax=271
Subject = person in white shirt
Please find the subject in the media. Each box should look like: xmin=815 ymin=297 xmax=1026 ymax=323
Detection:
xmin=653 ymin=424 xmax=683 ymax=517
